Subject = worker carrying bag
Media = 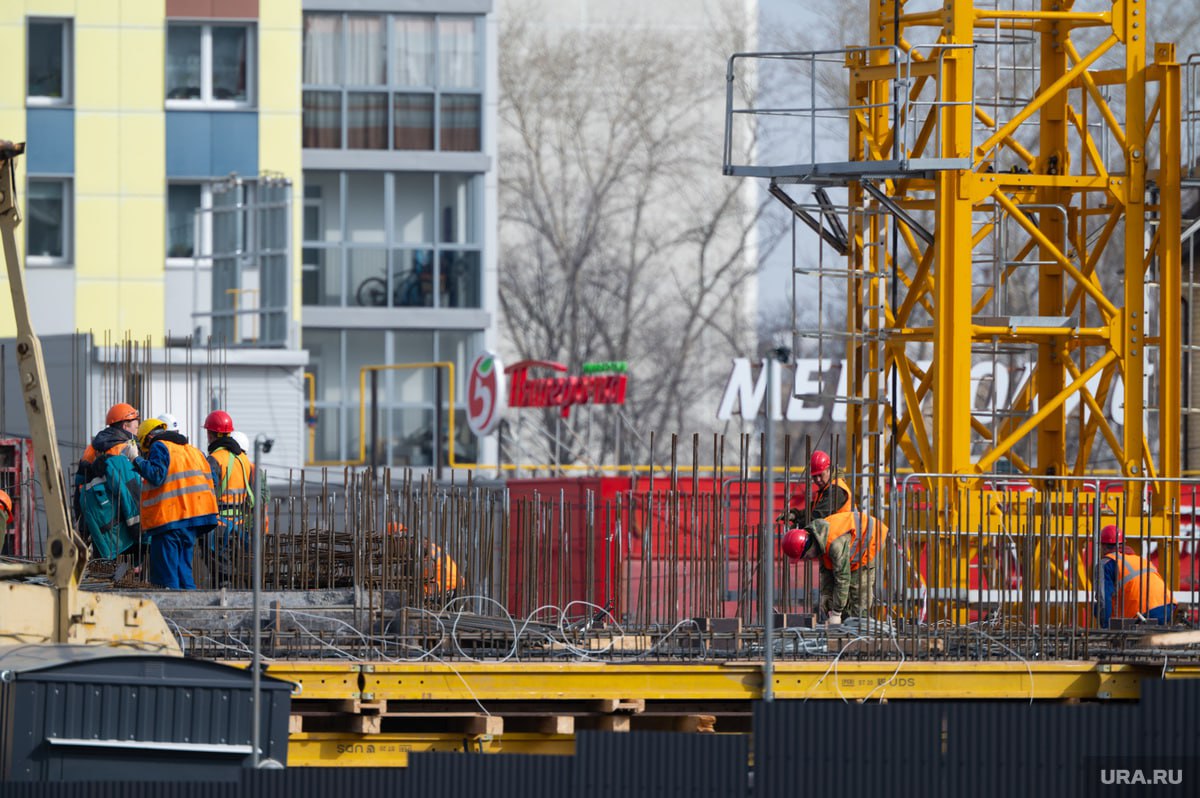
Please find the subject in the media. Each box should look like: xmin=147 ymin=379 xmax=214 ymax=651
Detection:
xmin=79 ymin=452 xmax=141 ymax=559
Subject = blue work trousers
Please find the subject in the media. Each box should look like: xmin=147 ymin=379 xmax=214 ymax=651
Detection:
xmin=148 ymin=527 xmax=197 ymax=589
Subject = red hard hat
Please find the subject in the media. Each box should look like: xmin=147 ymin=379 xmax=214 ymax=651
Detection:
xmin=0 ymin=489 xmax=11 ymax=524
xmin=809 ymin=450 xmax=831 ymax=473
xmin=1100 ymin=524 xmax=1123 ymax=546
xmin=105 ymin=403 xmax=139 ymax=426
xmin=204 ymin=410 xmax=234 ymax=434
xmin=782 ymin=528 xmax=810 ymax=560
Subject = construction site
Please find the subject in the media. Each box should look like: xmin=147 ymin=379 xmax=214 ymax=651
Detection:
xmin=6 ymin=1 xmax=1200 ymax=796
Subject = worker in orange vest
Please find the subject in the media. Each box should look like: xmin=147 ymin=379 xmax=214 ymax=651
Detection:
xmin=202 ymin=411 xmax=263 ymax=587
xmin=782 ymin=450 xmax=854 ymax=528
xmin=1098 ymin=524 xmax=1174 ymax=628
xmin=130 ymin=418 xmax=219 ymax=589
xmin=423 ymin=540 xmax=463 ymax=602
xmin=0 ymin=488 xmax=12 ymax=550
xmin=782 ymin=509 xmax=887 ymax=625
xmin=72 ymin=402 xmax=140 ymax=524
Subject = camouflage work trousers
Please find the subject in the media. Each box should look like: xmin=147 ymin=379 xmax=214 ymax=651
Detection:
xmin=818 ymin=560 xmax=878 ymax=619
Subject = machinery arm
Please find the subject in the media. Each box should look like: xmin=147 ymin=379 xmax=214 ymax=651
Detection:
xmin=0 ymin=141 xmax=87 ymax=639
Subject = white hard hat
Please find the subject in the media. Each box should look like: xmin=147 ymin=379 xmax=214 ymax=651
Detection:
xmin=231 ymin=430 xmax=251 ymax=452
xmin=155 ymin=413 xmax=180 ymax=432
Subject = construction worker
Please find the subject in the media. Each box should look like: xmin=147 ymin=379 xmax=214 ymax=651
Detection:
xmin=0 ymin=488 xmax=12 ymax=551
xmin=72 ymin=403 xmax=140 ymax=524
xmin=782 ymin=509 xmax=887 ymax=624
xmin=1098 ymin=524 xmax=1175 ymax=628
xmin=203 ymin=411 xmax=258 ymax=587
xmin=423 ymin=540 xmax=463 ymax=602
xmin=129 ymin=418 xmax=219 ymax=590
xmin=782 ymin=449 xmax=853 ymax=528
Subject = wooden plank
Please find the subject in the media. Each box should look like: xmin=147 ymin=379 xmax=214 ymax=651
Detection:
xmin=593 ymin=715 xmax=630 ymax=733
xmin=594 ymin=698 xmax=645 ymax=714
xmin=535 ymin=715 xmax=574 ymax=735
xmin=288 ymin=714 xmax=304 ymax=735
xmin=1134 ymin=629 xmax=1200 ymax=647
xmin=465 ymin=715 xmax=504 ymax=736
xmin=349 ymin=715 xmax=382 ymax=734
xmin=334 ymin=698 xmax=386 ymax=715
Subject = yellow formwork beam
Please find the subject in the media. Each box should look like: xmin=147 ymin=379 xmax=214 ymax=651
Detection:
xmin=246 ymin=660 xmax=1150 ymax=704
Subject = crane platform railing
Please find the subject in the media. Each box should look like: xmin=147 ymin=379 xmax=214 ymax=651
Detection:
xmin=723 ymin=45 xmax=976 ymax=183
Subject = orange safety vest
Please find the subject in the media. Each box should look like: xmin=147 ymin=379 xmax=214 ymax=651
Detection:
xmin=423 ymin=544 xmax=463 ymax=595
xmin=81 ymin=439 xmax=131 ymax=466
xmin=1104 ymin=552 xmax=1172 ymax=618
xmin=821 ymin=510 xmax=887 ymax=572
xmin=212 ymin=447 xmax=265 ymax=534
xmin=815 ymin=477 xmax=854 ymax=516
xmin=141 ymin=440 xmax=218 ymax=532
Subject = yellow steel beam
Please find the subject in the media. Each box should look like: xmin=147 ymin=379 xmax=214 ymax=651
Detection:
xmin=247 ymin=660 xmax=1155 ymax=705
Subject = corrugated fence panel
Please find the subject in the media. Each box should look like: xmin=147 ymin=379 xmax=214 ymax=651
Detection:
xmin=407 ymin=752 xmax=570 ymax=798
xmin=572 ymin=731 xmax=747 ymax=798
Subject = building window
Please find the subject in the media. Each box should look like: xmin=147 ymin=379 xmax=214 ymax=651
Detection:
xmin=167 ymin=183 xmax=209 ymax=259
xmin=166 ymin=23 xmax=254 ymax=106
xmin=304 ymin=328 xmax=479 ymax=465
xmin=302 ymin=170 xmax=482 ymax=309
xmin=27 ymin=19 xmax=72 ymax=104
xmin=302 ymin=13 xmax=481 ymax=151
xmin=26 ymin=178 xmax=71 ymax=264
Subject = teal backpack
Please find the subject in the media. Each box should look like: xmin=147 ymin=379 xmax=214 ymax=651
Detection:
xmin=80 ymin=455 xmax=141 ymax=559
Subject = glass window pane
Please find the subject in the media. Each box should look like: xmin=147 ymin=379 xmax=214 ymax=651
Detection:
xmin=304 ymin=328 xmax=343 ymax=402
xmin=391 ymin=249 xmax=435 ymax=307
xmin=27 ymin=180 xmax=65 ymax=259
xmin=439 ymin=250 xmax=480 ymax=308
xmin=166 ymin=25 xmax=202 ymax=100
xmin=211 ymin=26 xmax=249 ymax=102
xmin=345 ymin=15 xmax=385 ymax=85
xmin=347 ymin=92 xmax=388 ymax=149
xmin=348 ymin=248 xmax=388 ymax=307
xmin=438 ymin=174 xmax=476 ymax=243
xmin=28 ymin=22 xmax=65 ymax=99
xmin=393 ymin=173 xmax=434 ymax=243
xmin=439 ymin=94 xmax=480 ymax=151
xmin=394 ymin=330 xmax=436 ymax=366
xmin=438 ymin=18 xmax=477 ymax=89
xmin=303 ymin=14 xmax=342 ymax=85
xmin=303 ymin=171 xmax=342 ymax=241
xmin=392 ymin=17 xmax=434 ymax=86
xmin=312 ymin=406 xmax=343 ymax=463
xmin=303 ymin=91 xmax=342 ymax=148
xmin=346 ymin=330 xmax=386 ymax=404
xmin=167 ymin=184 xmax=201 ymax=258
xmin=393 ymin=93 xmax=433 ymax=150
xmin=448 ymin=410 xmax=477 ymax=464
xmin=390 ymin=408 xmax=434 ymax=467
xmin=345 ymin=172 xmax=385 ymax=242
xmin=302 ymin=247 xmax=343 ymax=306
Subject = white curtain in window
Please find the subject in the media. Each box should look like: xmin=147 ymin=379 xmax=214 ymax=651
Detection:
xmin=303 ymin=14 xmax=341 ymax=84
xmin=393 ymin=17 xmax=434 ymax=86
xmin=346 ymin=16 xmax=385 ymax=85
xmin=438 ymin=18 xmax=477 ymax=88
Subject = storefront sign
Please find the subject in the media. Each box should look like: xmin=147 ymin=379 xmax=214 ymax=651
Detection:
xmin=466 ymin=352 xmax=506 ymax=436
xmin=506 ymin=360 xmax=629 ymax=418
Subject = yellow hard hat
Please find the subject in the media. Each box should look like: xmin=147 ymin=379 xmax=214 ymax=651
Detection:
xmin=136 ymin=418 xmax=167 ymax=451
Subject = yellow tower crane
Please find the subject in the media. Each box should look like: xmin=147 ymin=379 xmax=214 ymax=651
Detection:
xmin=726 ymin=0 xmax=1182 ymax=622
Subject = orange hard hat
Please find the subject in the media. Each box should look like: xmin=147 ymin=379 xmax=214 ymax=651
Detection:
xmin=809 ymin=450 xmax=831 ymax=473
xmin=204 ymin=410 xmax=234 ymax=434
xmin=105 ymin=403 xmax=139 ymax=426
xmin=0 ymin=489 xmax=12 ymax=524
xmin=1100 ymin=524 xmax=1124 ymax=546
xmin=782 ymin=528 xmax=811 ymax=560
